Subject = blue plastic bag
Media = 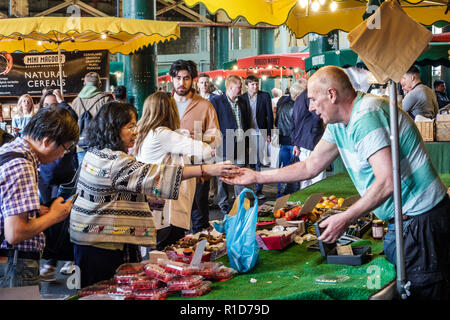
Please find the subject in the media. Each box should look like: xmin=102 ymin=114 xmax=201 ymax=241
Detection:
xmin=214 ymin=188 xmax=259 ymax=273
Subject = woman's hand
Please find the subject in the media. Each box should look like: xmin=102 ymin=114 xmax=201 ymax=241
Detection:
xmin=220 ymin=168 xmax=258 ymax=186
xmin=203 ymin=161 xmax=240 ymax=177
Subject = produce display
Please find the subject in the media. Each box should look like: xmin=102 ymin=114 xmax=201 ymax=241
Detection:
xmin=77 ymin=258 xmax=236 ymax=300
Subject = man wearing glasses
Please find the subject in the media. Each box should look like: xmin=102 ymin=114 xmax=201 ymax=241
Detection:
xmin=0 ymin=106 xmax=79 ymax=288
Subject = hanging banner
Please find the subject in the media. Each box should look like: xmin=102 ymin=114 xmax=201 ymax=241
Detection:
xmin=0 ymin=50 xmax=109 ymax=96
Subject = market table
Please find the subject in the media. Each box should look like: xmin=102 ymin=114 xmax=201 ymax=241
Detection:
xmin=73 ymin=173 xmax=448 ymax=301
xmin=333 ymin=141 xmax=450 ymax=174
xmin=168 ymin=172 xmax=450 ymax=301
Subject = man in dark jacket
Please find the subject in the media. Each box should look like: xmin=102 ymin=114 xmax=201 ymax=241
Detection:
xmin=211 ymin=75 xmax=251 ymax=215
xmin=434 ymin=80 xmax=450 ymax=109
xmin=240 ymin=75 xmax=273 ymax=200
xmin=290 ymin=87 xmax=326 ymax=189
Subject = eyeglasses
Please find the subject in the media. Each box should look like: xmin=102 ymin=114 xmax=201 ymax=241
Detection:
xmin=126 ymin=124 xmax=138 ymax=132
xmin=62 ymin=142 xmax=75 ymax=155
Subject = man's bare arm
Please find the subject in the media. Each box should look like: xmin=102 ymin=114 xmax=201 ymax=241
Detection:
xmin=318 ymin=146 xmax=394 ymax=243
xmin=256 ymin=139 xmax=340 ymax=184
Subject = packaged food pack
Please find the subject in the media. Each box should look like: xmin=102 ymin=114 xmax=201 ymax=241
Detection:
xmin=114 ymin=263 xmax=146 ymax=284
xmin=157 ymin=258 xmax=199 ymax=276
xmin=167 ymin=275 xmax=204 ymax=291
xmin=130 ymin=277 xmax=164 ymax=290
xmin=181 ymin=281 xmax=212 ymax=297
xmin=134 ymin=288 xmax=169 ymax=300
xmin=144 ymin=263 xmax=177 ymax=283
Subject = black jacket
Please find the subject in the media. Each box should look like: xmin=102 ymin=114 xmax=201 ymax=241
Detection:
xmin=290 ymin=90 xmax=324 ymax=151
xmin=241 ymin=91 xmax=274 ymax=137
xmin=210 ymin=93 xmax=251 ymax=161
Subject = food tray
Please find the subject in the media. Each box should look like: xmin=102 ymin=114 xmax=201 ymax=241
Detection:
xmin=181 ymin=281 xmax=212 ymax=297
xmin=143 ymin=263 xmax=177 ymax=283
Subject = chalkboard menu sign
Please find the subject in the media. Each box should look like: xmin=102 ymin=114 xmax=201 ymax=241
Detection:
xmin=0 ymin=50 xmax=109 ymax=96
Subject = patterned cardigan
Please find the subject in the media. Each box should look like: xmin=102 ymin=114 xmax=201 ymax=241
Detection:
xmin=69 ymin=148 xmax=183 ymax=248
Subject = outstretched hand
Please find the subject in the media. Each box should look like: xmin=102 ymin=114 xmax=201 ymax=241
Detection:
xmin=204 ymin=161 xmax=240 ymax=177
xmin=220 ymin=168 xmax=257 ymax=186
xmin=318 ymin=212 xmax=352 ymax=243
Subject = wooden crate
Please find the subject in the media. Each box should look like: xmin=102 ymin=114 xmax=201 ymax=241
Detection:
xmin=415 ymin=121 xmax=434 ymax=142
xmin=436 ymin=114 xmax=450 ymax=142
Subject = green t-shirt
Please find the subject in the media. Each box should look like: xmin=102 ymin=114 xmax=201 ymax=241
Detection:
xmin=322 ymin=92 xmax=446 ymax=220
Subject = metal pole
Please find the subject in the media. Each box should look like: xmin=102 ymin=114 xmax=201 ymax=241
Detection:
xmin=388 ymin=80 xmax=408 ymax=299
xmin=57 ymin=43 xmax=64 ymax=97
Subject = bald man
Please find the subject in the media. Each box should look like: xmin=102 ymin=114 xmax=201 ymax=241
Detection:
xmin=222 ymin=66 xmax=450 ymax=300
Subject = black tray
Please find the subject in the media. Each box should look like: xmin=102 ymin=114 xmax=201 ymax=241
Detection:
xmin=314 ymin=220 xmax=372 ymax=266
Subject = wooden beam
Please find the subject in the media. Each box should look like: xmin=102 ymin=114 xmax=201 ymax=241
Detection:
xmin=159 ymin=0 xmax=213 ymax=23
xmin=34 ymin=0 xmax=108 ymax=18
xmin=34 ymin=0 xmax=70 ymax=17
xmin=76 ymin=1 xmax=109 ymax=17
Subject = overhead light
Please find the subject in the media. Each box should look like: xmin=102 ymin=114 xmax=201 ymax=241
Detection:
xmin=217 ymin=76 xmax=223 ymax=82
xmin=330 ymin=1 xmax=338 ymax=11
xmin=37 ymin=40 xmax=42 ymax=45
xmin=233 ymin=65 xmax=238 ymax=70
xmin=253 ymin=69 xmax=258 ymax=74
xmin=101 ymin=33 xmax=107 ymax=39
xmin=294 ymin=67 xmax=300 ymax=73
xmin=319 ymin=0 xmax=325 ymax=5
xmin=262 ymin=75 xmax=268 ymax=81
xmin=268 ymin=65 xmax=272 ymax=69
xmin=299 ymin=0 xmax=308 ymax=8
xmin=311 ymin=1 xmax=320 ymax=12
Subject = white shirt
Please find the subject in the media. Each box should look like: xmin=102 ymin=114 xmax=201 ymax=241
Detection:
xmin=135 ymin=127 xmax=213 ymax=230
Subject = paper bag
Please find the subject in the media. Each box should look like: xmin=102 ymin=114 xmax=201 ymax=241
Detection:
xmin=347 ymin=0 xmax=432 ymax=83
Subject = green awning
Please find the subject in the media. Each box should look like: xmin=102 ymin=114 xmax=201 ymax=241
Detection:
xmin=306 ymin=43 xmax=450 ymax=72
xmin=305 ymin=49 xmax=359 ymax=72
xmin=416 ymin=42 xmax=450 ymax=67
xmin=223 ymin=59 xmax=238 ymax=70
xmin=158 ymin=68 xmax=170 ymax=77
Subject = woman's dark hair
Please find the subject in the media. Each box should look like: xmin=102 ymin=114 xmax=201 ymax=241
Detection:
xmin=39 ymin=90 xmax=56 ymax=110
xmin=169 ymin=59 xmax=198 ymax=79
xmin=22 ymin=106 xmax=79 ymax=146
xmin=84 ymin=101 xmax=137 ymax=152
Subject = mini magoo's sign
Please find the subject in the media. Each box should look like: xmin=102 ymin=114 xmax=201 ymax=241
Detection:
xmin=0 ymin=50 xmax=109 ymax=96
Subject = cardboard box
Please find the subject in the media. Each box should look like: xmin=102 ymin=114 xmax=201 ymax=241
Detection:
xmin=415 ymin=120 xmax=434 ymax=142
xmin=436 ymin=114 xmax=450 ymax=142
xmin=256 ymin=220 xmax=305 ymax=250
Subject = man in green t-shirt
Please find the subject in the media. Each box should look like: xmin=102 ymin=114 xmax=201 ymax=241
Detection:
xmin=222 ymin=66 xmax=450 ymax=300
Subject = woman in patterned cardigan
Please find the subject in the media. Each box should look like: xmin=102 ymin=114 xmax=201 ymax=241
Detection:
xmin=69 ymin=101 xmax=238 ymax=288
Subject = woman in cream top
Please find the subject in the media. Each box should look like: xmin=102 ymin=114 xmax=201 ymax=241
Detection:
xmin=134 ymin=92 xmax=214 ymax=250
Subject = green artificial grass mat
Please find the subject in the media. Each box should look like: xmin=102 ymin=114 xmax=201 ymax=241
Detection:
xmin=170 ymin=172 xmax=449 ymax=301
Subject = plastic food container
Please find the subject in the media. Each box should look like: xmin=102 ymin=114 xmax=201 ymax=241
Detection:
xmin=144 ymin=263 xmax=177 ymax=283
xmin=181 ymin=281 xmax=212 ymax=297
xmin=114 ymin=263 xmax=146 ymax=284
xmin=79 ymin=285 xmax=112 ymax=297
xmin=134 ymin=288 xmax=169 ymax=300
xmin=213 ymin=266 xmax=237 ymax=281
xmin=130 ymin=277 xmax=164 ymax=290
xmin=107 ymin=286 xmax=135 ymax=300
xmin=167 ymin=275 xmax=204 ymax=291
xmin=195 ymin=262 xmax=223 ymax=278
xmin=157 ymin=258 xmax=198 ymax=276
